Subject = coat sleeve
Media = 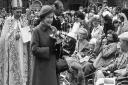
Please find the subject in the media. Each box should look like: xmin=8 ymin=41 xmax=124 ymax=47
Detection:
xmin=31 ymin=29 xmax=50 ymax=60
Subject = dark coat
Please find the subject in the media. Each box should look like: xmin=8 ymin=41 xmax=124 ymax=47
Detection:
xmin=31 ymin=23 xmax=58 ymax=85
xmin=52 ymin=16 xmax=61 ymax=31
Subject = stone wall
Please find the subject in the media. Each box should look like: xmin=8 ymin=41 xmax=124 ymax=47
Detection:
xmin=0 ymin=0 xmax=11 ymax=12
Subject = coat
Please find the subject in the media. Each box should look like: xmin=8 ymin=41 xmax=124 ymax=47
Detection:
xmin=52 ymin=16 xmax=61 ymax=31
xmin=31 ymin=23 xmax=58 ymax=85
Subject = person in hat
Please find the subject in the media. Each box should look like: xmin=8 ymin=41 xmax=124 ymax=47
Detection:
xmin=0 ymin=0 xmax=30 ymax=85
xmin=117 ymin=13 xmax=128 ymax=35
xmin=31 ymin=5 xmax=59 ymax=85
xmin=83 ymin=31 xmax=119 ymax=84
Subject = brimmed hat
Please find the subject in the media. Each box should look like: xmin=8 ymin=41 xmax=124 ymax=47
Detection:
xmin=11 ymin=0 xmax=23 ymax=10
xmin=113 ymin=19 xmax=121 ymax=24
xmin=92 ymin=15 xmax=100 ymax=22
xmin=39 ymin=5 xmax=54 ymax=18
xmin=78 ymin=28 xmax=88 ymax=35
xmin=89 ymin=38 xmax=97 ymax=45
xmin=102 ymin=11 xmax=112 ymax=17
xmin=118 ymin=32 xmax=128 ymax=41
xmin=67 ymin=32 xmax=77 ymax=40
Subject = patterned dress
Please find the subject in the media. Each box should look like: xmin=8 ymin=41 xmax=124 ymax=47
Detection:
xmin=0 ymin=16 xmax=29 ymax=85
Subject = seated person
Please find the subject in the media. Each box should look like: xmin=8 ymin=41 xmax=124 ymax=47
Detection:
xmin=63 ymin=27 xmax=88 ymax=85
xmin=116 ymin=64 xmax=128 ymax=85
xmin=95 ymin=32 xmax=128 ymax=81
xmin=83 ymin=31 xmax=119 ymax=84
xmin=75 ymin=27 xmax=89 ymax=59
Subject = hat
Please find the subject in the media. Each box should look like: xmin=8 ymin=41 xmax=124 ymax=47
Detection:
xmin=89 ymin=38 xmax=97 ymax=45
xmin=78 ymin=28 xmax=88 ymax=35
xmin=92 ymin=15 xmax=100 ymax=22
xmin=11 ymin=0 xmax=23 ymax=9
xmin=39 ymin=5 xmax=54 ymax=18
xmin=102 ymin=11 xmax=112 ymax=17
xmin=118 ymin=32 xmax=128 ymax=41
xmin=67 ymin=32 xmax=77 ymax=40
xmin=113 ymin=19 xmax=121 ymax=24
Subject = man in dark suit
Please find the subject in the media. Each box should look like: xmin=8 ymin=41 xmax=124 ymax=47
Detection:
xmin=52 ymin=1 xmax=69 ymax=85
xmin=52 ymin=0 xmax=64 ymax=31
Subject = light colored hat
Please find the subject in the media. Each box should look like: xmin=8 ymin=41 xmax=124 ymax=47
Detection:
xmin=89 ymin=38 xmax=97 ymax=45
xmin=67 ymin=32 xmax=77 ymax=40
xmin=78 ymin=28 xmax=88 ymax=35
xmin=118 ymin=32 xmax=128 ymax=41
xmin=102 ymin=11 xmax=112 ymax=17
xmin=11 ymin=0 xmax=23 ymax=8
xmin=39 ymin=5 xmax=54 ymax=18
xmin=92 ymin=15 xmax=100 ymax=22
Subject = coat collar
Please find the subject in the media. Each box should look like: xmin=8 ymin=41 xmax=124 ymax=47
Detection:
xmin=39 ymin=22 xmax=51 ymax=32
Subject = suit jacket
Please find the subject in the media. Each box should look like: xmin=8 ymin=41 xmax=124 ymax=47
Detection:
xmin=31 ymin=23 xmax=58 ymax=85
xmin=52 ymin=16 xmax=62 ymax=31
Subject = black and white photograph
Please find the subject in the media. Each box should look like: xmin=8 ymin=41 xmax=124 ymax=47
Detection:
xmin=0 ymin=0 xmax=128 ymax=85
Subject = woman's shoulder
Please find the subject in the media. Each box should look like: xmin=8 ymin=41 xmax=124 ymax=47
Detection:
xmin=33 ymin=25 xmax=41 ymax=34
xmin=98 ymin=25 xmax=103 ymax=30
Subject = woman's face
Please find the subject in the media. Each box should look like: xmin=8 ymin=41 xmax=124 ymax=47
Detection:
xmin=43 ymin=13 xmax=54 ymax=26
xmin=114 ymin=22 xmax=120 ymax=28
xmin=102 ymin=38 xmax=107 ymax=45
xmin=89 ymin=44 xmax=95 ymax=50
xmin=107 ymin=34 xmax=113 ymax=42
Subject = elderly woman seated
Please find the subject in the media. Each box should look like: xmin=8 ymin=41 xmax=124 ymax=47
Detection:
xmin=64 ymin=27 xmax=89 ymax=85
xmin=83 ymin=30 xmax=119 ymax=84
xmin=95 ymin=32 xmax=128 ymax=84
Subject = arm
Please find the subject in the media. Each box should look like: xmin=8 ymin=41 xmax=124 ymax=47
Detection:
xmin=31 ymin=29 xmax=50 ymax=60
xmin=105 ymin=59 xmax=118 ymax=72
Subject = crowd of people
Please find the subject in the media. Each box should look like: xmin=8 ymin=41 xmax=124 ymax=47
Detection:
xmin=0 ymin=0 xmax=128 ymax=85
